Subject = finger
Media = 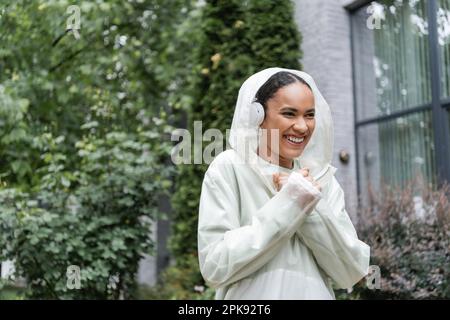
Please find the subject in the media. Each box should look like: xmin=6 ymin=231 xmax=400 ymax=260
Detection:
xmin=272 ymin=173 xmax=279 ymax=184
xmin=272 ymin=174 xmax=282 ymax=191
xmin=298 ymin=169 xmax=309 ymax=177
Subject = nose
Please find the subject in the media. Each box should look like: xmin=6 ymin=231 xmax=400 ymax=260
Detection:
xmin=293 ymin=117 xmax=308 ymax=133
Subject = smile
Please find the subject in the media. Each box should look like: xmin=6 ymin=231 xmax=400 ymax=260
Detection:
xmin=284 ymin=135 xmax=305 ymax=146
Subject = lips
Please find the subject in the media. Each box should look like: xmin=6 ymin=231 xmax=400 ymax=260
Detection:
xmin=283 ymin=134 xmax=306 ymax=146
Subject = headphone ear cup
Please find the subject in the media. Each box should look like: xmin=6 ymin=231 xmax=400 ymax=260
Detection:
xmin=250 ymin=102 xmax=265 ymax=127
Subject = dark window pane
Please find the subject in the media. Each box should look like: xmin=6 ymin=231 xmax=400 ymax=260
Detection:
xmin=357 ymin=110 xmax=436 ymax=204
xmin=439 ymin=0 xmax=450 ymax=99
xmin=353 ymin=0 xmax=432 ymax=121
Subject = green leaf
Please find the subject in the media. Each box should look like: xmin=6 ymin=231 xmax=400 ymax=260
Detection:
xmin=81 ymin=121 xmax=99 ymax=130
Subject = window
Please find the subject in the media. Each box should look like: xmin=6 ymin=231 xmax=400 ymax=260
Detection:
xmin=447 ymin=108 xmax=450 ymax=140
xmin=357 ymin=111 xmax=435 ymax=204
xmin=352 ymin=0 xmax=431 ymax=121
xmin=350 ymin=0 xmax=450 ymax=198
xmin=439 ymin=0 xmax=450 ymax=99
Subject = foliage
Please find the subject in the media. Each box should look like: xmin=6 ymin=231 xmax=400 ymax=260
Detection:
xmin=0 ymin=0 xmax=190 ymax=298
xmin=0 ymin=123 xmax=173 ymax=299
xmin=0 ymin=284 xmax=25 ymax=300
xmin=344 ymin=183 xmax=450 ymax=299
xmin=0 ymin=0 xmax=190 ymax=187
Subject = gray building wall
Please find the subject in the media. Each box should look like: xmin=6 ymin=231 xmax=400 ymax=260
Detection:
xmin=137 ymin=222 xmax=158 ymax=287
xmin=294 ymin=0 xmax=360 ymax=220
xmin=137 ymin=193 xmax=172 ymax=287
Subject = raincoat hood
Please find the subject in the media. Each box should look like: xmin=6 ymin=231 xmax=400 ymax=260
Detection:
xmin=229 ymin=67 xmax=334 ymax=181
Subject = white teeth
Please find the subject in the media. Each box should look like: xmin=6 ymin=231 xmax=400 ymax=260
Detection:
xmin=286 ymin=136 xmax=304 ymax=143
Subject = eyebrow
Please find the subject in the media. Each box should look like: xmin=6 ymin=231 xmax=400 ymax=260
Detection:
xmin=280 ymin=106 xmax=315 ymax=113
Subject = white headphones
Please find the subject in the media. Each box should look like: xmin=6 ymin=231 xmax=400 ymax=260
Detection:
xmin=249 ymin=101 xmax=265 ymax=127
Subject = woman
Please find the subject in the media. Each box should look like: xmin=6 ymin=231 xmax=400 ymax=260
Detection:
xmin=197 ymin=67 xmax=370 ymax=299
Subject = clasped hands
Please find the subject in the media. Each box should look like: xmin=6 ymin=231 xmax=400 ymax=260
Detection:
xmin=272 ymin=168 xmax=321 ymax=192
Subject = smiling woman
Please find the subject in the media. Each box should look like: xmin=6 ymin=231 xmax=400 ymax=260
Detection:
xmin=197 ymin=68 xmax=370 ymax=300
xmin=256 ymin=72 xmax=316 ymax=169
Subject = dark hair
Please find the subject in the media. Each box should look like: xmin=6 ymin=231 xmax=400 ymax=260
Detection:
xmin=254 ymin=71 xmax=312 ymax=112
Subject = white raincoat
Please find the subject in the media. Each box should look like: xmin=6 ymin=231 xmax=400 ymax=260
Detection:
xmin=197 ymin=67 xmax=370 ymax=299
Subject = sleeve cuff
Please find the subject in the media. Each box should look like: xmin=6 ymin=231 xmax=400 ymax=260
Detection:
xmin=284 ymin=171 xmax=322 ymax=207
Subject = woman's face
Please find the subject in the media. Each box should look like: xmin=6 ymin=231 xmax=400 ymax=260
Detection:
xmin=260 ymin=82 xmax=315 ymax=168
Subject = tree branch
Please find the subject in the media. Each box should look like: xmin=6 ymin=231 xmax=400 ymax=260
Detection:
xmin=48 ymin=45 xmax=88 ymax=73
xmin=51 ymin=29 xmax=71 ymax=47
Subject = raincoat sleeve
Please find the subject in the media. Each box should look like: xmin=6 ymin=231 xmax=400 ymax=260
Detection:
xmin=198 ymin=167 xmax=321 ymax=289
xmin=295 ymin=176 xmax=370 ymax=289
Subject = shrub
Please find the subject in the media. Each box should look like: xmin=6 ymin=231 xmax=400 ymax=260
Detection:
xmin=350 ymin=183 xmax=450 ymax=299
xmin=0 ymin=123 xmax=173 ymax=299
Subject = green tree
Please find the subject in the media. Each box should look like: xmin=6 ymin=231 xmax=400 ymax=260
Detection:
xmin=0 ymin=0 xmax=190 ymax=187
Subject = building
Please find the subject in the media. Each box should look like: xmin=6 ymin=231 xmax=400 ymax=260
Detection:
xmin=295 ymin=0 xmax=450 ymax=218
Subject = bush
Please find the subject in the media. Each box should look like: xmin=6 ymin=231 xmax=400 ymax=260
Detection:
xmin=0 ymin=123 xmax=173 ymax=299
xmin=350 ymin=183 xmax=450 ymax=299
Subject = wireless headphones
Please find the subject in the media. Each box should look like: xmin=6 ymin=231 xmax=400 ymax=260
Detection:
xmin=248 ymin=101 xmax=265 ymax=127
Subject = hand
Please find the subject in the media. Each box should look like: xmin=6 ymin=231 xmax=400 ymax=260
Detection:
xmin=272 ymin=168 xmax=322 ymax=192
xmin=298 ymin=168 xmax=322 ymax=192
xmin=272 ymin=172 xmax=289 ymax=191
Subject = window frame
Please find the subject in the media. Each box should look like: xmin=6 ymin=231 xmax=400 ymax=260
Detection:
xmin=347 ymin=0 xmax=450 ymax=195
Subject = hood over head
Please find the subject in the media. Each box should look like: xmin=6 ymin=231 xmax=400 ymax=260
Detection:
xmin=229 ymin=67 xmax=334 ymax=182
